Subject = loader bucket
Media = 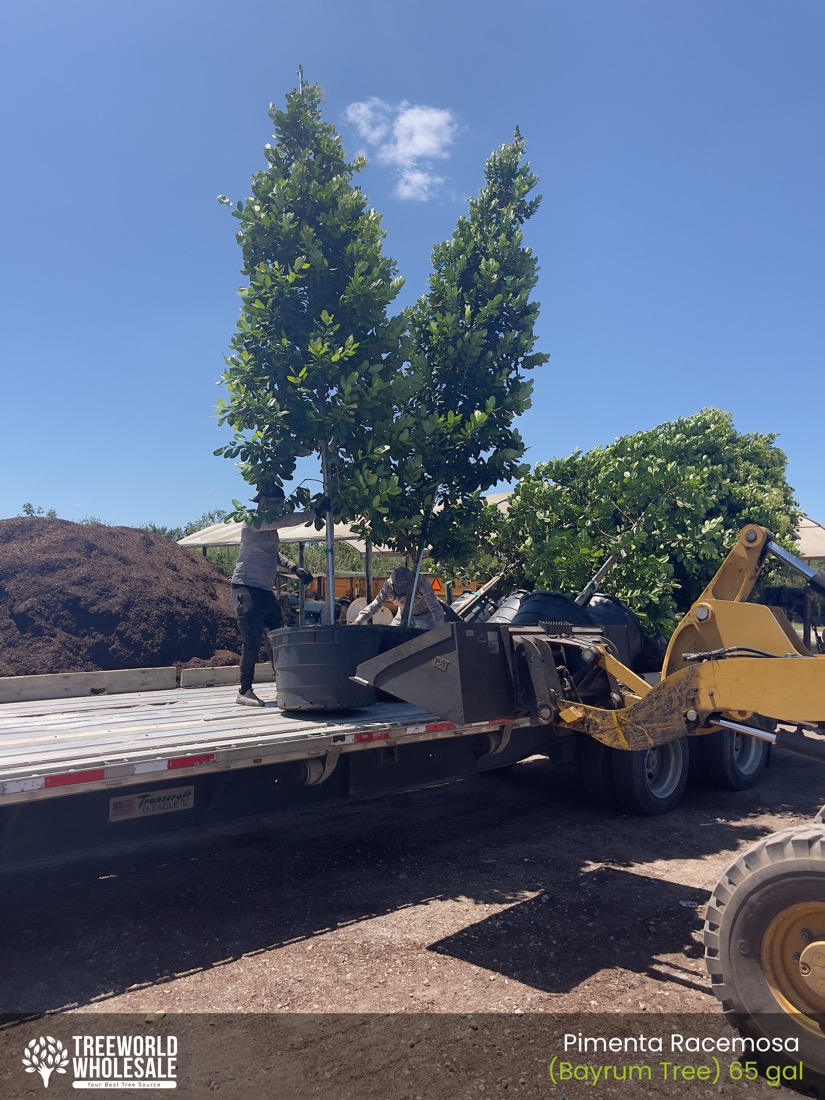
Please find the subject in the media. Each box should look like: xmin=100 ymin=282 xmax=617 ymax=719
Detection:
xmin=354 ymin=622 xmax=518 ymax=725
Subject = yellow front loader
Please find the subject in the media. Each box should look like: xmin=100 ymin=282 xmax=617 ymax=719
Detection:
xmin=555 ymin=523 xmax=825 ymax=755
xmin=562 ymin=524 xmax=825 ymax=1090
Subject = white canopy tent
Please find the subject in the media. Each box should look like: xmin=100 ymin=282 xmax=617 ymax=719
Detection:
xmin=797 ymin=517 xmax=825 ymax=562
xmin=177 ymin=492 xmax=515 ymax=553
xmin=177 ymin=513 xmax=382 ymax=555
xmin=178 ymin=513 xmax=399 ymax=625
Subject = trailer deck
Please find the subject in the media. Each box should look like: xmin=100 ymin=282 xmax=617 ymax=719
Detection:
xmin=0 ymin=685 xmax=530 ymax=806
xmin=0 ymin=668 xmax=563 ymax=873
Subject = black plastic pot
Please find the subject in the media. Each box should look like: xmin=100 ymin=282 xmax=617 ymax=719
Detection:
xmin=269 ymin=625 xmax=382 ymax=711
xmin=268 ymin=625 xmax=423 ymax=712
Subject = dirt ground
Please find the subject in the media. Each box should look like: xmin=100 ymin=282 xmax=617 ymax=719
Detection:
xmin=1 ymin=740 xmax=821 ymax=1099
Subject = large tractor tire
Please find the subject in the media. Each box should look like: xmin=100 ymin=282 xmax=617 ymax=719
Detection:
xmin=704 ymin=825 xmax=825 ymax=1094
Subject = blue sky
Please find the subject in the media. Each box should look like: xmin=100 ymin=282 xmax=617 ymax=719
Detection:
xmin=1 ymin=0 xmax=823 ymax=529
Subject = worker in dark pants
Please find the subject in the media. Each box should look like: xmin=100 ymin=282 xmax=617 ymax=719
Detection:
xmin=231 ymin=487 xmax=313 ymax=707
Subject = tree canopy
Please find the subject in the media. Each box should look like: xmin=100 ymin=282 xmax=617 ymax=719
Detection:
xmin=216 ymin=83 xmax=406 ymax=522
xmin=364 ymin=131 xmax=549 ymax=565
xmin=491 ymin=408 xmax=801 ymax=635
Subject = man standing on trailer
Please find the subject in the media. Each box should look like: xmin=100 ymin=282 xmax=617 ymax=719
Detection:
xmin=231 ymin=486 xmax=314 ymax=707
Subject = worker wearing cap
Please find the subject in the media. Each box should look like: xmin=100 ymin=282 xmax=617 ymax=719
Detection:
xmin=352 ymin=566 xmax=446 ymax=630
xmin=231 ymin=487 xmax=314 ymax=707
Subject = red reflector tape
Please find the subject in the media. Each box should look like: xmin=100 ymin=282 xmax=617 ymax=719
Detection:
xmin=425 ymin=721 xmax=456 ymax=733
xmin=167 ymin=753 xmax=216 ymax=770
xmin=354 ymin=731 xmax=390 ymax=743
xmin=45 ymin=768 xmax=106 ymax=788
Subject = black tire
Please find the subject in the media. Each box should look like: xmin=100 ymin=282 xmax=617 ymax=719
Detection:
xmin=611 ymin=737 xmax=690 ymax=815
xmin=579 ymin=736 xmax=619 ymax=808
xmin=704 ymin=826 xmax=825 ymax=1095
xmin=511 ymin=592 xmax=593 ymax=627
xmin=699 ymin=726 xmax=770 ymax=791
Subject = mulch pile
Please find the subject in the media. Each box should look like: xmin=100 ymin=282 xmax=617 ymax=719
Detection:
xmin=0 ymin=518 xmax=241 ymax=678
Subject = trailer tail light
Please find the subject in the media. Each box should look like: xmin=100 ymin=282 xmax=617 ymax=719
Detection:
xmin=167 ymin=753 xmax=217 ymax=770
xmin=44 ymin=768 xmax=106 ymax=788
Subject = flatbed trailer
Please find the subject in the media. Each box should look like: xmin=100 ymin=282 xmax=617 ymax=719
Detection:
xmin=5 ymin=525 xmax=825 ymax=877
xmin=0 ymin=682 xmax=554 ymax=873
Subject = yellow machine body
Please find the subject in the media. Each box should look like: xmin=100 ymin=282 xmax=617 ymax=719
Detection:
xmin=557 ymin=525 xmax=825 ymax=750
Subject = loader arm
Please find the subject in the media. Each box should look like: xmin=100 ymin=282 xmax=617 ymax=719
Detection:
xmin=557 ymin=524 xmax=825 ymax=752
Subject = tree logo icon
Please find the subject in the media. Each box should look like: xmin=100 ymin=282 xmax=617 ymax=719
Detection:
xmin=22 ymin=1036 xmax=69 ymax=1087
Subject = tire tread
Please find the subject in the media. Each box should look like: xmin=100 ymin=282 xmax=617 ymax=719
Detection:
xmin=703 ymin=824 xmax=825 ymax=1094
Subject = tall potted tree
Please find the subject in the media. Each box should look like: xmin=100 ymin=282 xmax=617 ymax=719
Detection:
xmin=216 ymin=81 xmax=407 ymax=618
xmin=361 ymin=132 xmax=549 ymax=620
xmin=216 ymin=82 xmax=407 ymax=707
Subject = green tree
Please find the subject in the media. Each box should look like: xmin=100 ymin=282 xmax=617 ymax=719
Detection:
xmin=367 ymin=132 xmax=548 ymax=573
xmin=141 ymin=508 xmax=228 ymax=543
xmin=495 ymin=408 xmax=801 ymax=636
xmin=20 ymin=503 xmax=58 ymax=518
xmin=216 ymin=83 xmax=407 ymax=547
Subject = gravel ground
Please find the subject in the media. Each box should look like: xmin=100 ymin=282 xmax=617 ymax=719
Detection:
xmin=1 ymin=746 xmax=822 ymax=1098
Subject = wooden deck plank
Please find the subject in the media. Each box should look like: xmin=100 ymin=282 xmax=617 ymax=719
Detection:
xmin=0 ymin=668 xmax=178 ymax=703
xmin=0 ymin=720 xmax=435 ymax=782
xmin=0 ymin=710 xmax=331 ymax=758
xmin=0 ymin=662 xmax=276 ymax=706
xmin=179 ymin=663 xmax=274 ymax=688
xmin=0 ymin=688 xmax=391 ymax=737
xmin=0 ymin=684 xmax=241 ymax=723
xmin=0 ymin=705 xmax=410 ymax=745
xmin=0 ymin=695 xmax=263 ymax=734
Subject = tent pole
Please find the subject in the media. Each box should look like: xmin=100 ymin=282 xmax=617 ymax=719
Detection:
xmin=320 ymin=443 xmax=336 ymax=625
xmin=297 ymin=542 xmax=306 ymax=626
xmin=364 ymin=538 xmax=373 ymax=602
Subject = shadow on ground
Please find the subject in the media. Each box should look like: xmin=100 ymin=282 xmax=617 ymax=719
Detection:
xmin=2 ymin=747 xmax=821 ymax=1015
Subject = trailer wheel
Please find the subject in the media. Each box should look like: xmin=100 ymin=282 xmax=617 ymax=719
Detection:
xmin=704 ymin=826 xmax=825 ymax=1094
xmin=697 ymin=720 xmax=771 ymax=791
xmin=611 ymin=737 xmax=689 ymax=815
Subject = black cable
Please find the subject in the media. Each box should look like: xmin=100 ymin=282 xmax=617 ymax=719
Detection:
xmin=683 ymin=646 xmax=782 ymax=663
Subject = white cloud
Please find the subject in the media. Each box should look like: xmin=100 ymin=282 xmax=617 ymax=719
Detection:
xmin=342 ymin=98 xmax=392 ymax=146
xmin=394 ymin=167 xmax=445 ymax=202
xmin=386 ymin=105 xmax=456 ymax=166
xmin=343 ymin=98 xmax=458 ymax=202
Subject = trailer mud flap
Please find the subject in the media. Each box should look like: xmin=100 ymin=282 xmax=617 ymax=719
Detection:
xmin=354 ymin=623 xmax=518 ymax=725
